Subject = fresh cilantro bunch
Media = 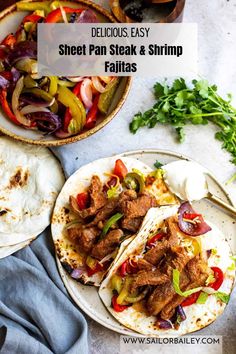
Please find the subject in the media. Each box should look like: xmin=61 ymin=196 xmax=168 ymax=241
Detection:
xmin=130 ymin=78 xmax=236 ymax=166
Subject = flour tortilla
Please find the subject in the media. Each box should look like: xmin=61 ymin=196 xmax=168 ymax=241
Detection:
xmin=0 ymin=136 xmax=65 ymax=246
xmin=99 ymin=206 xmax=235 ymax=336
xmin=0 ymin=236 xmax=35 ymax=259
xmin=51 ymin=156 xmax=158 ymax=286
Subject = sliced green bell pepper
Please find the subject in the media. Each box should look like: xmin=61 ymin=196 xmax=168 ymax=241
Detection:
xmin=23 ymin=88 xmax=54 ymax=102
xmin=98 ymin=78 xmax=120 ymax=115
xmin=57 ymin=80 xmax=76 ymax=88
xmin=15 ymin=59 xmax=37 ymax=74
xmin=101 ymin=213 xmax=123 ymax=238
xmin=24 ymin=75 xmax=38 ymax=88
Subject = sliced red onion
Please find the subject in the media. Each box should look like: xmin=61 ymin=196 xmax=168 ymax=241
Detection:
xmin=80 ymin=78 xmax=93 ymax=109
xmin=91 ymin=76 xmax=107 ymax=93
xmin=99 ymin=251 xmax=116 ymax=265
xmin=99 ymin=76 xmax=113 ymax=84
xmin=178 ymin=202 xmax=212 ymax=236
xmin=11 ymin=67 xmax=20 ymax=84
xmin=156 ymin=318 xmax=173 ymax=329
xmin=60 ymin=5 xmax=68 ymax=23
xmin=71 ymin=267 xmax=86 ymax=279
xmin=66 ymin=76 xmax=85 ymax=83
xmin=55 ymin=129 xmax=74 ymax=139
xmin=20 ymin=105 xmax=50 ymax=115
xmin=0 ymin=68 xmax=20 ymax=89
xmin=7 ymin=41 xmax=37 ymax=65
xmin=27 ymin=111 xmax=62 ymax=134
xmin=20 ymin=94 xmax=51 ymax=107
xmin=176 ymin=305 xmax=186 ymax=322
xmin=0 ymin=75 xmax=9 ymax=89
xmin=77 ymin=9 xmax=98 ymax=23
xmin=12 ymin=76 xmax=31 ymax=126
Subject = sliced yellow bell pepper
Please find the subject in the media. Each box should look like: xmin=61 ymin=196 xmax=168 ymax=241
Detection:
xmin=49 ymin=76 xmax=58 ymax=96
xmin=110 ymin=274 xmax=123 ymax=294
xmin=17 ymin=1 xmax=51 ymax=13
xmin=50 ymin=1 xmax=82 ymax=10
xmin=86 ymin=256 xmax=97 ymax=270
xmin=117 ymin=276 xmax=133 ymax=305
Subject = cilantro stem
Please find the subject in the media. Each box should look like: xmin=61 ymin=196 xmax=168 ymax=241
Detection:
xmin=129 ymin=78 xmax=236 ymax=180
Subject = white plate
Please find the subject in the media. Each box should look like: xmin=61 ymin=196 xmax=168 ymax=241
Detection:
xmin=55 ymin=149 xmax=236 ymax=336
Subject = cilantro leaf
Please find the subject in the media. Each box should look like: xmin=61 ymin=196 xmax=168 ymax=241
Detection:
xmin=154 ymin=160 xmax=163 ymax=169
xmin=129 ymin=78 xmax=236 ymax=175
xmin=154 ymin=82 xmax=165 ymax=98
xmin=176 ymin=127 xmax=185 ymax=143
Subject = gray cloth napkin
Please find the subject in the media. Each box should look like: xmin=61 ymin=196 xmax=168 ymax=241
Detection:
xmin=0 ymin=229 xmax=88 ymax=354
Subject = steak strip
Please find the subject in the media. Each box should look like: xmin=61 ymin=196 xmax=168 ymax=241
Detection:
xmin=70 ymin=176 xmax=107 ymax=219
xmin=91 ymin=229 xmax=124 ymax=260
xmin=160 ymin=256 xmax=211 ymax=320
xmin=67 ymin=226 xmax=100 ymax=253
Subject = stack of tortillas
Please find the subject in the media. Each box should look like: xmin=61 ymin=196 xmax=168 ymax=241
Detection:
xmin=0 ymin=136 xmax=65 ymax=258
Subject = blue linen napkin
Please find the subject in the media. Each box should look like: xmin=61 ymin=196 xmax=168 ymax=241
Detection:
xmin=0 ymin=228 xmax=88 ymax=354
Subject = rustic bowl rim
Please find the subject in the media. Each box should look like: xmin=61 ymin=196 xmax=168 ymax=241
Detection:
xmin=110 ymin=0 xmax=186 ymax=23
xmin=0 ymin=0 xmax=132 ymax=146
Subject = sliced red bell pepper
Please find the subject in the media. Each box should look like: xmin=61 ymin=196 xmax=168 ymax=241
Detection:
xmin=111 ymin=294 xmax=128 ymax=312
xmin=146 ymin=233 xmax=166 ymax=249
xmin=63 ymin=81 xmax=82 ymax=132
xmin=0 ymin=71 xmax=13 ymax=81
xmin=73 ymin=81 xmax=82 ymax=98
xmin=181 ymin=291 xmax=201 ymax=307
xmin=1 ymin=34 xmax=16 ymax=47
xmin=87 ymin=262 xmax=103 ymax=277
xmin=0 ymin=90 xmax=20 ymax=125
xmin=209 ymin=267 xmax=224 ymax=291
xmin=119 ymin=259 xmax=138 ymax=277
xmin=76 ymin=192 xmax=89 ymax=210
xmin=85 ymin=94 xmax=99 ymax=130
xmin=22 ymin=14 xmax=43 ymax=24
xmin=120 ymin=260 xmax=128 ymax=277
xmin=15 ymin=14 xmax=42 ymax=42
xmin=113 ymin=159 xmax=128 ymax=181
xmin=45 ymin=7 xmax=83 ymax=23
xmin=183 ymin=213 xmax=202 ymax=220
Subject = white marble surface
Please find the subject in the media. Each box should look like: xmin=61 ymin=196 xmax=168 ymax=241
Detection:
xmin=53 ymin=1 xmax=236 ymax=353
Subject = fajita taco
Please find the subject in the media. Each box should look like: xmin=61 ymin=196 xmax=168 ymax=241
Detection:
xmin=99 ymin=203 xmax=235 ymax=336
xmin=51 ymin=156 xmax=177 ymax=286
